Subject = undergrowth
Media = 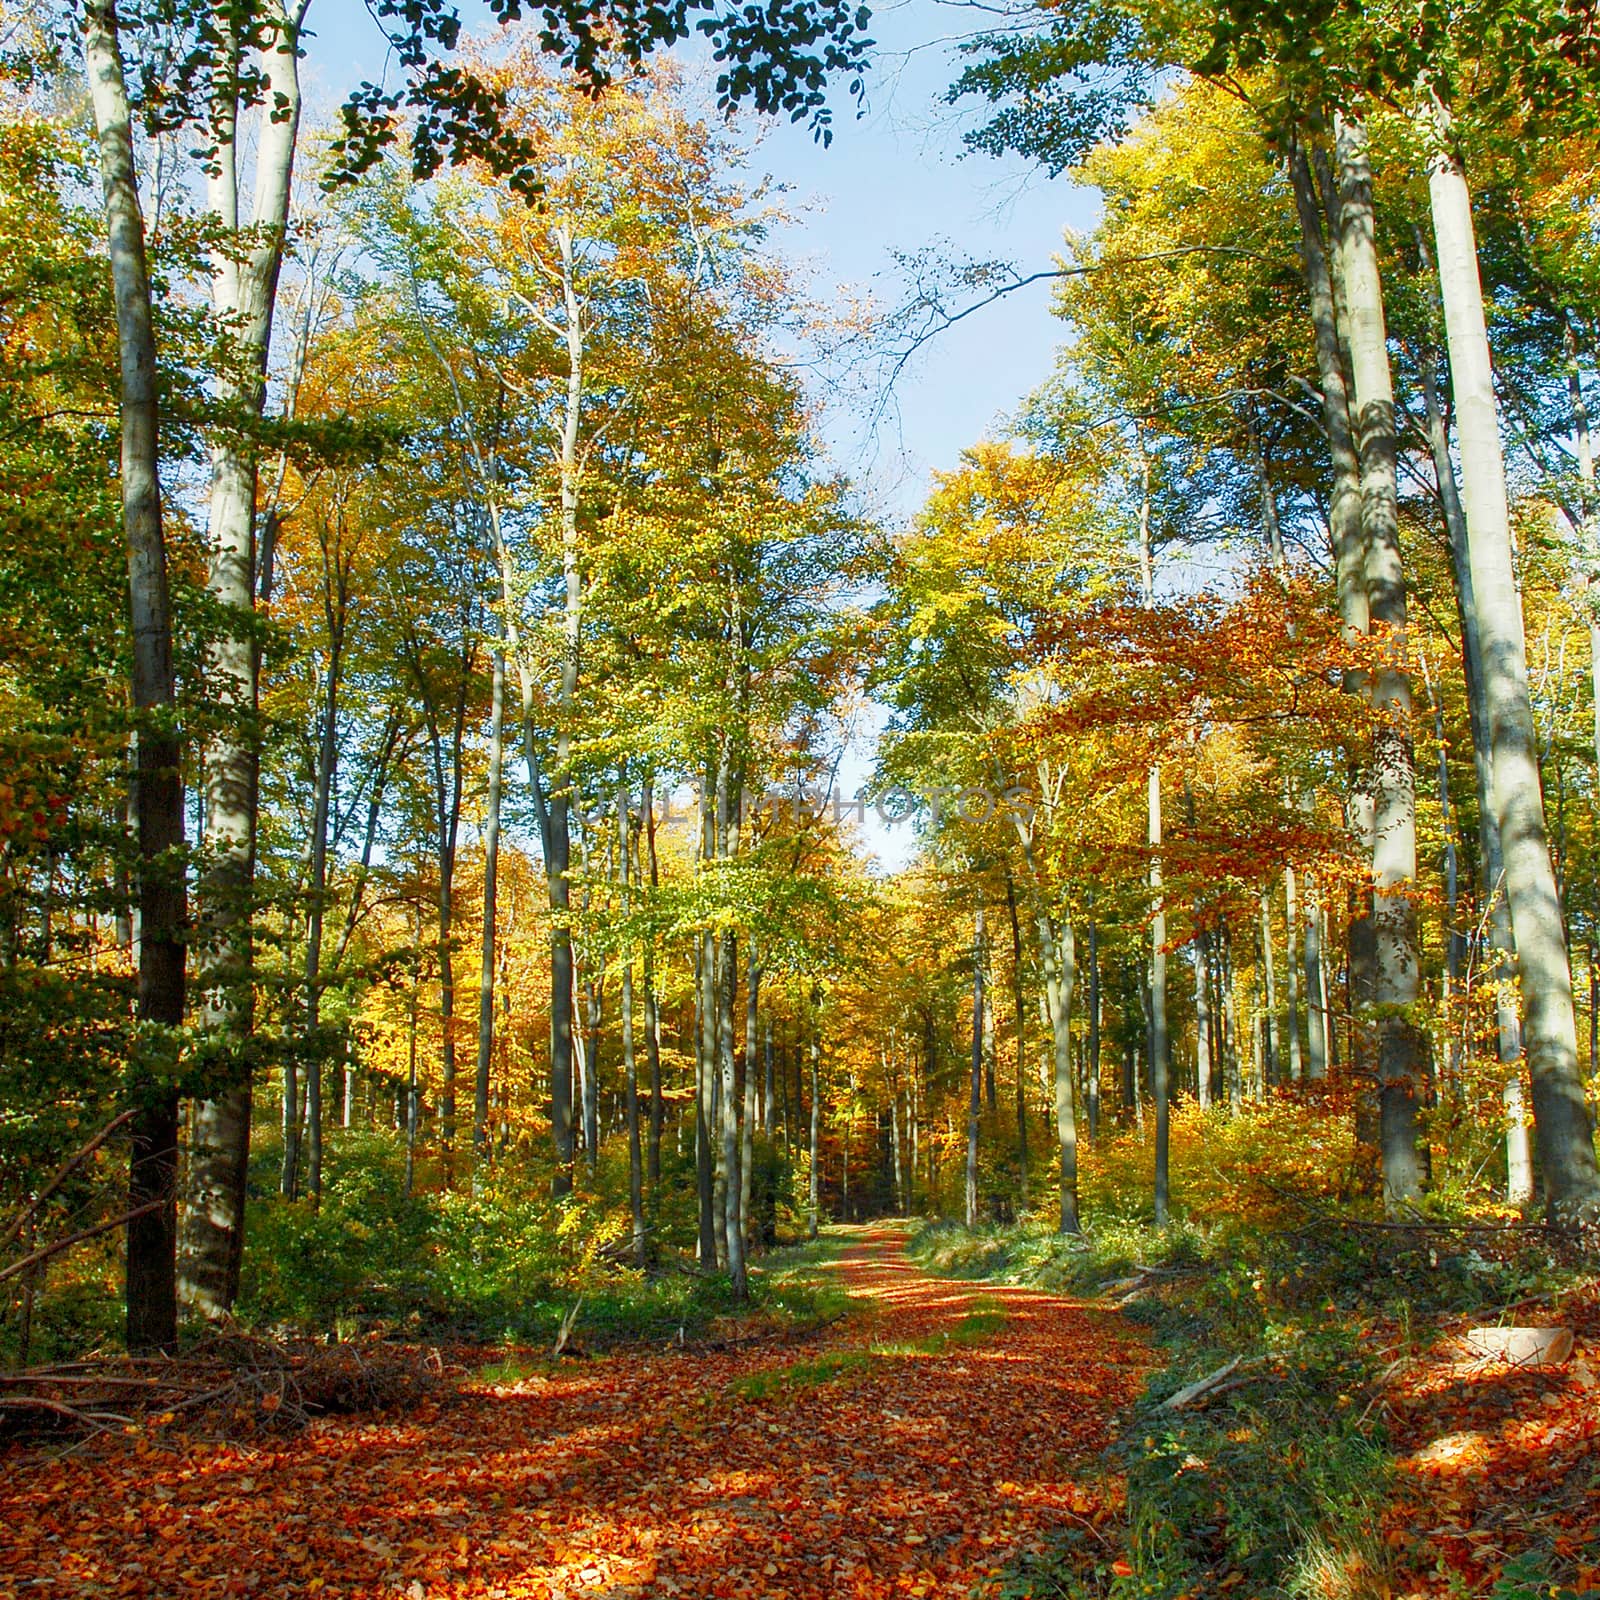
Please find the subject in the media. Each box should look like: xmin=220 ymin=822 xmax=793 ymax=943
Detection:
xmin=234 ymin=1130 xmax=844 ymax=1352
xmin=912 ymin=1106 xmax=1589 ymax=1600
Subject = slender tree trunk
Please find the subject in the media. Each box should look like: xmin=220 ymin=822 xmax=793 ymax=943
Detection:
xmin=301 ymin=615 xmax=343 ymax=1207
xmin=967 ymin=908 xmax=984 ymax=1228
xmin=779 ymin=1023 xmax=793 ymax=1156
xmin=1305 ymin=886 xmax=1329 ymax=1081
xmin=696 ymin=928 xmax=717 ymax=1266
xmin=1040 ymin=908 xmax=1078 ymax=1233
xmin=1293 ymin=128 xmax=1381 ymax=1132
xmin=1427 ymin=102 xmax=1600 ymax=1219
xmin=1222 ymin=923 xmax=1243 ymax=1112
xmin=1285 ymin=867 xmax=1303 ymax=1081
xmin=808 ymin=998 xmax=822 ymax=1240
xmin=763 ymin=1018 xmax=775 ymax=1140
xmin=1194 ymin=933 xmax=1213 ymax=1108
xmin=1419 ymin=350 xmax=1529 ymax=1196
xmin=1149 ymin=764 xmax=1170 ymax=1223
xmin=740 ymin=942 xmax=758 ymax=1252
xmin=1006 ymin=873 xmax=1030 ymax=1207
xmin=542 ymin=225 xmax=586 ymax=1200
xmin=580 ymin=971 xmax=600 ymax=1169
xmin=719 ymin=927 xmax=745 ymax=1295
xmin=83 ymin=0 xmax=184 ymax=1353
xmin=185 ymin=0 xmax=305 ymax=1314
xmin=1337 ymin=113 xmax=1428 ymax=1207
xmin=617 ymin=788 xmax=644 ymax=1266
xmin=1137 ymin=440 xmax=1171 ymax=1222
xmin=641 ymin=775 xmax=664 ymax=1190
xmin=404 ymin=902 xmax=422 ymax=1196
xmin=472 ymin=654 xmax=506 ymax=1158
xmin=1259 ymin=891 xmax=1280 ymax=1087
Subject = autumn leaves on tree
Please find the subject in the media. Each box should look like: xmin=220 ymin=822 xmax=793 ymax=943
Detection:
xmin=8 ymin=0 xmax=1600 ymax=1389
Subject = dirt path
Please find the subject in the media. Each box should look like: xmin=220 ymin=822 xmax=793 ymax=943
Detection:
xmin=2 ymin=1224 xmax=1151 ymax=1599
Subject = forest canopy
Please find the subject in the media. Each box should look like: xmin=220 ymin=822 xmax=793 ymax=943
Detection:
xmin=5 ymin=0 xmax=1600 ymax=1592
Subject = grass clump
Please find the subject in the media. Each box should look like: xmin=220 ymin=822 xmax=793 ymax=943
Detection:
xmin=728 ymin=1349 xmax=871 ymax=1401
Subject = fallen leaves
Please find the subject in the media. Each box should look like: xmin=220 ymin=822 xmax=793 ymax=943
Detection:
xmin=1381 ymin=1282 xmax=1600 ymax=1597
xmin=0 ymin=1226 xmax=1151 ymax=1599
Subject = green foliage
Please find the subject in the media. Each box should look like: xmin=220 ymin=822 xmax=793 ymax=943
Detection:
xmin=727 ymin=1349 xmax=870 ymax=1400
xmin=1491 ymin=1555 xmax=1600 ymax=1600
xmin=238 ymin=1129 xmax=847 ymax=1346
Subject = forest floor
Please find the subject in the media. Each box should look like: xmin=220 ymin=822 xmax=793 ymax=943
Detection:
xmin=0 ymin=1223 xmax=1153 ymax=1600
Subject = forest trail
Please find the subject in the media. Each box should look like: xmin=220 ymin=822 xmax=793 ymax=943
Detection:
xmin=2 ymin=1224 xmax=1152 ymax=1600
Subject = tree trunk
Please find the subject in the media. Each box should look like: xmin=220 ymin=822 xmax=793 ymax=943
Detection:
xmin=1149 ymin=764 xmax=1170 ymax=1224
xmin=617 ymin=788 xmax=645 ymax=1266
xmin=404 ymin=903 xmax=421 ymax=1196
xmin=83 ymin=0 xmax=184 ymax=1354
xmin=740 ymin=942 xmax=758 ymax=1252
xmin=967 ymin=907 xmax=984 ymax=1228
xmin=1285 ymin=867 xmax=1303 ymax=1081
xmin=1041 ymin=908 xmax=1078 ymax=1233
xmin=1418 ymin=348 xmax=1529 ymax=1197
xmin=696 ymin=928 xmax=717 ymax=1267
xmin=1259 ymin=891 xmax=1280 ymax=1087
xmin=763 ymin=1018 xmax=776 ymax=1140
xmin=1426 ymin=107 xmax=1600 ymax=1218
xmin=808 ymin=998 xmax=822 ymax=1240
xmin=1337 ymin=113 xmax=1428 ymax=1208
xmin=1138 ymin=442 xmax=1171 ymax=1223
xmin=637 ymin=774 xmax=663 ymax=1190
xmin=580 ymin=970 xmax=600 ymax=1169
xmin=301 ymin=616 xmax=343 ymax=1208
xmin=1292 ymin=130 xmax=1379 ymax=1122
xmin=719 ymin=927 xmax=745 ymax=1296
xmin=186 ymin=0 xmax=305 ymax=1315
xmin=1304 ymin=886 xmax=1329 ymax=1081
xmin=1221 ymin=923 xmax=1242 ymax=1112
xmin=475 ymin=653 xmax=505 ymax=1158
xmin=1006 ymin=872 xmax=1030 ymax=1207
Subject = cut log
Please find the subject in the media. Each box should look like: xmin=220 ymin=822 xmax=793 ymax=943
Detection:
xmin=1462 ymin=1326 xmax=1574 ymax=1366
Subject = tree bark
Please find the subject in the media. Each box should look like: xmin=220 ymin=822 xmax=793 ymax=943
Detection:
xmin=617 ymin=787 xmax=645 ymax=1266
xmin=642 ymin=776 xmax=664 ymax=1190
xmin=1285 ymin=867 xmax=1303 ymax=1081
xmin=301 ymin=590 xmax=344 ymax=1206
xmin=1291 ymin=130 xmax=1378 ymax=1116
xmin=1043 ymin=909 xmax=1078 ymax=1233
xmin=1006 ymin=872 xmax=1031 ymax=1206
xmin=740 ymin=941 xmax=758 ymax=1252
xmin=696 ymin=926 xmax=718 ymax=1266
xmin=475 ymin=653 xmax=505 ymax=1158
xmin=1304 ymin=886 xmax=1329 ymax=1081
xmin=1259 ymin=891 xmax=1280 ymax=1087
xmin=1426 ymin=102 xmax=1600 ymax=1219
xmin=720 ymin=926 xmax=745 ymax=1294
xmin=808 ymin=992 xmax=822 ymax=1240
xmin=83 ymin=0 xmax=185 ymax=1353
xmin=967 ymin=907 xmax=984 ymax=1228
xmin=187 ymin=0 xmax=306 ymax=1314
xmin=1336 ymin=113 xmax=1428 ymax=1208
xmin=1193 ymin=934 xmax=1213 ymax=1108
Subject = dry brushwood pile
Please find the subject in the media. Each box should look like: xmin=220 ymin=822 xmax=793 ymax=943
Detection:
xmin=0 ymin=1225 xmax=1150 ymax=1599
xmin=0 ymin=1335 xmax=446 ymax=1442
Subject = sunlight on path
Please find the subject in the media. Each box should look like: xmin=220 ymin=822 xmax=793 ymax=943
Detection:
xmin=2 ymin=1225 xmax=1151 ymax=1600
